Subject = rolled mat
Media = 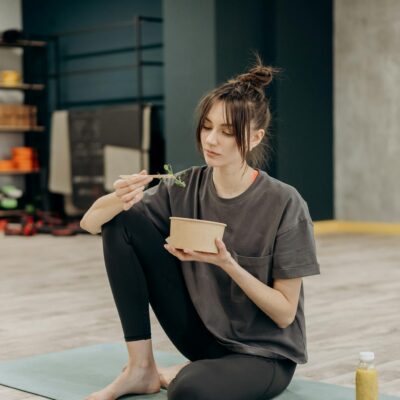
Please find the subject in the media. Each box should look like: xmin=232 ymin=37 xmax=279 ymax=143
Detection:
xmin=0 ymin=342 xmax=398 ymax=400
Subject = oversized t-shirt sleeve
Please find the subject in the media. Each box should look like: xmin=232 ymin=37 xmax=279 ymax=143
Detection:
xmin=272 ymin=190 xmax=321 ymax=279
xmin=134 ymin=179 xmax=172 ymax=238
xmin=272 ymin=219 xmax=320 ymax=279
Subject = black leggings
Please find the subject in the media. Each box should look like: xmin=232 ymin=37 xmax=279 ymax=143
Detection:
xmin=101 ymin=207 xmax=297 ymax=399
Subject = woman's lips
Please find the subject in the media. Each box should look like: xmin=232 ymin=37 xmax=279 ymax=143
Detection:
xmin=205 ymin=149 xmax=220 ymax=157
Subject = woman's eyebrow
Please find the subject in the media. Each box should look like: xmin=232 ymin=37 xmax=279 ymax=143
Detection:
xmin=204 ymin=117 xmax=232 ymax=127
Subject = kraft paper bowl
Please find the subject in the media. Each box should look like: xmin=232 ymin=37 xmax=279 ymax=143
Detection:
xmin=166 ymin=217 xmax=227 ymax=254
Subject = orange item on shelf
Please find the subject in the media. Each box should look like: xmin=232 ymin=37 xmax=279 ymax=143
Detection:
xmin=0 ymin=160 xmax=16 ymax=171
xmin=0 ymin=219 xmax=8 ymax=231
xmin=15 ymin=164 xmax=34 ymax=169
xmin=12 ymin=146 xmax=35 ymax=152
xmin=10 ymin=146 xmax=39 ymax=171
xmin=12 ymin=146 xmax=35 ymax=153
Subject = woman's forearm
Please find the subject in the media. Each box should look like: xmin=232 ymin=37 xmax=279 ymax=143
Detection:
xmin=80 ymin=192 xmax=124 ymax=235
xmin=222 ymin=259 xmax=295 ymax=329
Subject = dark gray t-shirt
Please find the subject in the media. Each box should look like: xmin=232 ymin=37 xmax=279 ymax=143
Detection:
xmin=135 ymin=165 xmax=320 ymax=364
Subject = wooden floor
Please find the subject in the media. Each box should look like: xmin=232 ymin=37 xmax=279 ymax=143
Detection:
xmin=0 ymin=231 xmax=399 ymax=398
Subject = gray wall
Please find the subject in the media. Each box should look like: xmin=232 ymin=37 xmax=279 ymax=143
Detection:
xmin=335 ymin=0 xmax=400 ymax=222
xmin=0 ymin=0 xmax=24 ymax=189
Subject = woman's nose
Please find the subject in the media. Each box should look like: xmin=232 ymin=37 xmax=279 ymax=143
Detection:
xmin=205 ymin=131 xmax=218 ymax=145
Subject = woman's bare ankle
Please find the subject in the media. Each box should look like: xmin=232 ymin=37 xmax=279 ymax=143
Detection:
xmin=125 ymin=338 xmax=158 ymax=371
xmin=125 ymin=362 xmax=158 ymax=374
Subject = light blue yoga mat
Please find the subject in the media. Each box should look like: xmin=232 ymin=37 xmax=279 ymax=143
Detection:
xmin=0 ymin=342 xmax=398 ymax=400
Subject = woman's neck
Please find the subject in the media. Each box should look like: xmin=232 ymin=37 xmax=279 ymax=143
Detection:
xmin=212 ymin=163 xmax=256 ymax=198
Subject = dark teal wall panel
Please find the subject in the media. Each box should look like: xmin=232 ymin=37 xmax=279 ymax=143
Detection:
xmin=163 ymin=0 xmax=217 ymax=171
xmin=215 ymin=0 xmax=278 ymax=176
xmin=163 ymin=0 xmax=333 ymax=220
xmin=22 ymin=0 xmax=163 ymax=109
xmin=275 ymin=0 xmax=333 ymax=220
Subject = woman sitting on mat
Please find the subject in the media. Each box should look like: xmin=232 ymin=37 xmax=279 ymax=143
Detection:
xmin=80 ymin=54 xmax=321 ymax=400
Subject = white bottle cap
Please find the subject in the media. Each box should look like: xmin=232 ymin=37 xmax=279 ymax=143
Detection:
xmin=359 ymin=351 xmax=375 ymax=362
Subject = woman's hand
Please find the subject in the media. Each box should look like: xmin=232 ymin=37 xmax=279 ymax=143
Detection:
xmin=113 ymin=169 xmax=153 ymax=211
xmin=164 ymin=238 xmax=234 ymax=270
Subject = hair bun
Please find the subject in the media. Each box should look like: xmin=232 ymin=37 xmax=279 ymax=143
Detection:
xmin=234 ymin=55 xmax=280 ymax=90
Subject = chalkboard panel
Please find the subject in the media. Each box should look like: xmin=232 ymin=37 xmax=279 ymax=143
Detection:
xmin=99 ymin=104 xmax=142 ymax=149
xmin=68 ymin=108 xmax=105 ymax=209
xmin=68 ymin=104 xmax=142 ymax=209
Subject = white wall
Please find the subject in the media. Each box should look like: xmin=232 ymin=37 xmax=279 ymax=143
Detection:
xmin=335 ymin=0 xmax=400 ymax=222
xmin=0 ymin=0 xmax=24 ymax=189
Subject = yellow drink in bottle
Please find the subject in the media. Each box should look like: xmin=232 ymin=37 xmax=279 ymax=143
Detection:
xmin=356 ymin=351 xmax=378 ymax=400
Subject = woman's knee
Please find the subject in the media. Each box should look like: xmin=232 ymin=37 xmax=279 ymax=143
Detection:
xmin=168 ymin=379 xmax=206 ymax=400
xmin=167 ymin=362 xmax=215 ymax=400
xmin=102 ymin=207 xmax=143 ymax=233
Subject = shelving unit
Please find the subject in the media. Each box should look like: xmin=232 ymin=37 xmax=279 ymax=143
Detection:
xmin=0 ymin=37 xmax=49 ymax=213
xmin=0 ymin=17 xmax=165 ymax=218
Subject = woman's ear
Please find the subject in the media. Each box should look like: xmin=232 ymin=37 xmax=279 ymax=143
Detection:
xmin=250 ymin=129 xmax=265 ymax=151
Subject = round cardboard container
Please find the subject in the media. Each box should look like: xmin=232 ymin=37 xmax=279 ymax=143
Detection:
xmin=167 ymin=217 xmax=227 ymax=253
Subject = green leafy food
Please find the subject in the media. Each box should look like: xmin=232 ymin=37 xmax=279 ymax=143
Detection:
xmin=161 ymin=164 xmax=186 ymax=188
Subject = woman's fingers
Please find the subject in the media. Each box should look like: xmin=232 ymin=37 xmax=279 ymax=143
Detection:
xmin=164 ymin=244 xmax=193 ymax=261
xmin=121 ymin=185 xmax=145 ymax=202
xmin=113 ymin=174 xmax=152 ymax=190
xmin=112 ymin=170 xmax=150 ymax=211
xmin=114 ymin=174 xmax=153 ymax=207
xmin=165 ymin=244 xmax=182 ymax=259
xmin=115 ymin=181 xmax=143 ymax=197
xmin=122 ymin=191 xmax=144 ymax=210
xmin=113 ymin=178 xmax=131 ymax=190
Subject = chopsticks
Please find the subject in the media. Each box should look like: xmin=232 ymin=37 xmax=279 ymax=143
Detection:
xmin=119 ymin=174 xmax=175 ymax=179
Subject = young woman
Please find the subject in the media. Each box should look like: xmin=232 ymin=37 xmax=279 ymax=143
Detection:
xmin=81 ymin=55 xmax=320 ymax=400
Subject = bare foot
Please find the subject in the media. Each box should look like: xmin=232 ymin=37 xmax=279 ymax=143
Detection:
xmin=157 ymin=361 xmax=191 ymax=389
xmin=84 ymin=365 xmax=161 ymax=400
xmin=120 ymin=361 xmax=191 ymax=389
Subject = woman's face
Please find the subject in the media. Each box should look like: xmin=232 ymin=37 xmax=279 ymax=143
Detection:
xmin=200 ymin=101 xmax=244 ymax=168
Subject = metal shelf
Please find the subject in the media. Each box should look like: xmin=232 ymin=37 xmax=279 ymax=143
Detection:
xmin=62 ymin=43 xmax=163 ymax=61
xmin=0 ymin=35 xmax=49 ymax=212
xmin=0 ymin=39 xmax=47 ymax=48
xmin=0 ymin=83 xmax=45 ymax=91
xmin=48 ymin=61 xmax=163 ymax=78
xmin=52 ymin=15 xmax=164 ymax=107
xmin=0 ymin=169 xmax=40 ymax=175
xmin=0 ymin=126 xmax=45 ymax=132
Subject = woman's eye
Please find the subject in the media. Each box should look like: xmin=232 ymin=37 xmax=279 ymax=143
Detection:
xmin=202 ymin=126 xmax=232 ymax=136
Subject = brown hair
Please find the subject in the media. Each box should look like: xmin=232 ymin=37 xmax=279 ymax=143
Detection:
xmin=195 ymin=53 xmax=280 ymax=170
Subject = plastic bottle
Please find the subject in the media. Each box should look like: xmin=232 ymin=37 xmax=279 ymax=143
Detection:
xmin=356 ymin=351 xmax=379 ymax=400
